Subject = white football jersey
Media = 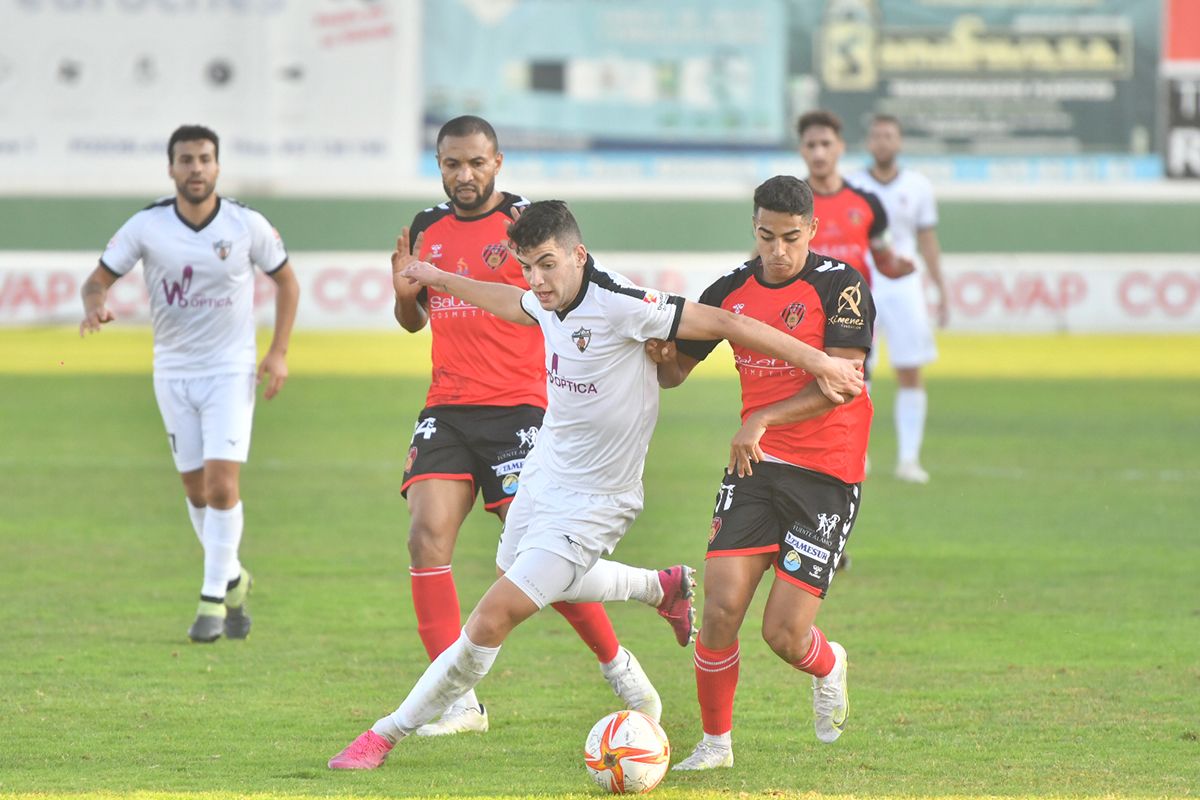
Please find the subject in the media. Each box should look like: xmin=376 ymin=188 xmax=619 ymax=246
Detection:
xmin=848 ymin=168 xmax=938 ymax=261
xmin=101 ymin=197 xmax=288 ymax=377
xmin=519 ymin=257 xmax=684 ymax=494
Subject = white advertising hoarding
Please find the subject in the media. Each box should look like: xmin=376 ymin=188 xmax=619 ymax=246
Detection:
xmin=2 ymin=252 xmax=1199 ymax=334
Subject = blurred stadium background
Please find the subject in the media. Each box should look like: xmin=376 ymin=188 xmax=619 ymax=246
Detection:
xmin=1 ymin=0 xmax=1199 ymax=335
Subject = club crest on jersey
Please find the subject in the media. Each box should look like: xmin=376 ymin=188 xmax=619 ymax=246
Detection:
xmin=482 ymin=242 xmax=508 ymax=270
xmin=781 ymin=302 xmax=806 ymax=329
xmin=212 ymin=240 xmax=232 ymax=260
xmin=572 ymin=327 xmax=592 ymax=353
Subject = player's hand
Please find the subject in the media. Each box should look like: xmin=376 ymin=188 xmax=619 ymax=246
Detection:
xmin=399 ymin=260 xmax=448 ymax=292
xmin=257 ymin=349 xmax=288 ymax=400
xmin=815 ymin=355 xmax=864 ymax=405
xmin=644 ymin=338 xmax=676 ymax=364
xmin=935 ymin=288 xmax=949 ymax=328
xmin=79 ymin=307 xmax=115 ymax=337
xmin=889 ymin=256 xmax=917 ymax=278
xmin=391 ymin=228 xmax=428 ymax=299
xmin=728 ymin=415 xmax=767 ymax=478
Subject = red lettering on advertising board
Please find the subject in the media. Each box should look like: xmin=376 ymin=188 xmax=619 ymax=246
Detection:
xmin=952 ymin=272 xmax=1087 ymax=316
xmin=1118 ymin=271 xmax=1200 ymax=317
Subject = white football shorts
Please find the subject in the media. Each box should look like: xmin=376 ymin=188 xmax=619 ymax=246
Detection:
xmin=496 ymin=459 xmax=642 ymax=606
xmin=152 ymin=371 xmax=256 ymax=472
xmin=871 ymin=272 xmax=937 ymax=369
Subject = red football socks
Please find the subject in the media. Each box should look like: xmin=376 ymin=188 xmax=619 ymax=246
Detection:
xmin=694 ymin=637 xmax=740 ymax=735
xmin=794 ymin=625 xmax=836 ymax=678
xmin=552 ymin=601 xmax=620 ymax=663
xmin=410 ymin=565 xmax=461 ymax=660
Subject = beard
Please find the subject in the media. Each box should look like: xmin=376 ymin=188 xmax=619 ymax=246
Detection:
xmin=177 ymin=178 xmax=216 ymax=205
xmin=444 ymin=177 xmax=496 ymax=213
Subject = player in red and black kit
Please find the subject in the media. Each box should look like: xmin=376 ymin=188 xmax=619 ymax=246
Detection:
xmin=390 ymin=116 xmax=660 ymax=736
xmin=798 ymin=109 xmax=913 ymax=286
xmin=648 ymin=176 xmax=874 ymax=771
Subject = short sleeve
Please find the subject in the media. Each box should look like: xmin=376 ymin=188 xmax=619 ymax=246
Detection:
xmin=915 ymin=175 xmax=938 ymax=230
xmin=247 ymin=209 xmax=289 ymax=273
xmin=865 ymin=192 xmax=889 ymax=243
xmin=823 ymin=272 xmax=875 ymax=352
xmin=520 ymin=289 xmax=541 ymax=322
xmin=99 ymin=214 xmax=145 ymax=276
xmin=611 ymin=289 xmax=684 ymax=343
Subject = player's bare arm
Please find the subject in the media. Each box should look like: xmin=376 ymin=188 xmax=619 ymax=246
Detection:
xmin=869 ymin=240 xmax=916 ymax=279
xmin=727 ymin=345 xmax=867 ymax=478
xmin=675 ymin=300 xmax=863 ymax=403
xmin=78 ymin=264 xmax=118 ymax=337
xmin=399 ymin=261 xmax=535 ymax=325
xmin=917 ymin=226 xmax=948 ymax=326
xmin=645 ymin=339 xmax=698 ymax=389
xmin=392 ymin=227 xmax=429 ymax=332
xmin=258 ymin=261 xmax=300 ymax=400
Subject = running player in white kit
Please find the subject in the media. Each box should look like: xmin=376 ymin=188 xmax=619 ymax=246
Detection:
xmin=78 ymin=125 xmax=300 ymax=642
xmin=327 ymin=200 xmax=865 ymax=770
xmin=849 ymin=114 xmax=947 ymax=484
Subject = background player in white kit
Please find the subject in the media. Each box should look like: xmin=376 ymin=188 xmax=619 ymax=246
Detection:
xmin=850 ymin=114 xmax=948 ymax=484
xmin=78 ymin=125 xmax=300 ymax=642
xmin=327 ymin=200 xmax=864 ymax=770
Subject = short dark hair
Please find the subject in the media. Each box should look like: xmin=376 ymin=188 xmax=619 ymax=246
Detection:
xmin=796 ymin=109 xmax=843 ymax=139
xmin=507 ymin=200 xmax=582 ymax=252
xmin=753 ymin=176 xmax=814 ymax=218
xmin=168 ymin=125 xmax=219 ymax=163
xmin=870 ymin=113 xmax=903 ymax=133
xmin=436 ymin=115 xmax=500 ymax=152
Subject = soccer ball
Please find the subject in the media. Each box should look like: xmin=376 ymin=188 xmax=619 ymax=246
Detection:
xmin=583 ymin=709 xmax=670 ymax=794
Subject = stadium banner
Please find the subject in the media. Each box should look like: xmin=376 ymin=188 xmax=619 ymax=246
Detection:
xmin=0 ymin=0 xmax=419 ymax=195
xmin=790 ymin=0 xmax=1162 ymax=156
xmin=419 ymin=0 xmax=1164 ymax=184
xmin=3 ymin=252 xmax=1199 ymax=334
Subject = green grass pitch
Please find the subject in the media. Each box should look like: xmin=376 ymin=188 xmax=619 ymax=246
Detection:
xmin=1 ymin=329 xmax=1197 ymax=799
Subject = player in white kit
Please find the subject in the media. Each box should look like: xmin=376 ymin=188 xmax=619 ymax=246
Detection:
xmin=78 ymin=125 xmax=300 ymax=642
xmin=328 ymin=200 xmax=865 ymax=770
xmin=849 ymin=114 xmax=947 ymax=484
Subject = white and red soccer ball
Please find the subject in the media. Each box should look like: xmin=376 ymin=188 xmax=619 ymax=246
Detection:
xmin=583 ymin=710 xmax=670 ymax=794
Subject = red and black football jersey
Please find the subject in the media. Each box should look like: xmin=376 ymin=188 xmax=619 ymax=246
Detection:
xmin=410 ymin=191 xmax=546 ymax=409
xmin=808 ymin=181 xmax=888 ymax=286
xmin=676 ymin=253 xmax=875 ymax=483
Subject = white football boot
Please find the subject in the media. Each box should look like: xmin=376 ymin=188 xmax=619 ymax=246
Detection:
xmin=812 ymin=642 xmax=849 ymax=743
xmin=672 ymin=738 xmax=734 ymax=771
xmin=600 ymin=646 xmax=662 ymax=722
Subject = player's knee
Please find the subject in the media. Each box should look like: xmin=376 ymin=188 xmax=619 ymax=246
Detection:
xmin=698 ymin=600 xmax=742 ymax=641
xmin=407 ymin=522 xmax=453 ymax=565
xmin=203 ymin=479 xmax=238 ymax=508
xmin=762 ymin=623 xmax=811 ymax=663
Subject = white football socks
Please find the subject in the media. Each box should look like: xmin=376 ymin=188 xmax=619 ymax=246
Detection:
xmin=200 ymin=502 xmax=243 ymax=600
xmin=895 ymin=387 xmax=928 ymax=465
xmin=372 ymin=631 xmax=500 ymax=743
xmin=185 ymin=498 xmax=206 ymax=544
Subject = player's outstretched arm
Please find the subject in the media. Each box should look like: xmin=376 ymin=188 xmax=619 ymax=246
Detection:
xmin=644 ymin=339 xmax=699 ymax=389
xmin=727 ymin=345 xmax=867 ymax=477
xmin=675 ymin=301 xmax=862 ymax=403
xmin=258 ymin=262 xmax=300 ymax=400
xmin=399 ymin=261 xmax=534 ymax=325
xmin=391 ymin=227 xmax=429 ymax=332
xmin=79 ymin=265 xmax=118 ymax=337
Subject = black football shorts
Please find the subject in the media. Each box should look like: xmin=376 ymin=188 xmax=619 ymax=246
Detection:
xmin=707 ymin=461 xmax=860 ymax=599
xmin=401 ymin=404 xmax=544 ymax=510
